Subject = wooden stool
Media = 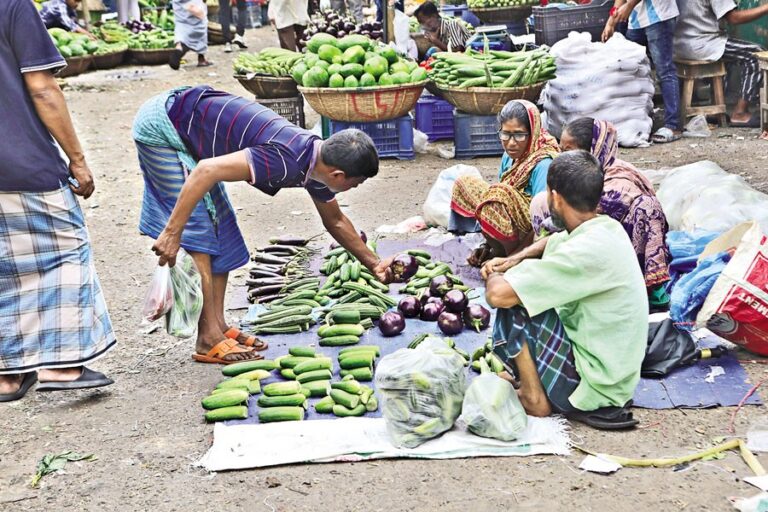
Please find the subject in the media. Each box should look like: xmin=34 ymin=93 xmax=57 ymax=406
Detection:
xmin=675 ymin=59 xmax=728 ymax=127
xmin=757 ymin=51 xmax=768 ymax=132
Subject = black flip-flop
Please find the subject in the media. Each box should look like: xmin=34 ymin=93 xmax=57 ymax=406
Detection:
xmin=36 ymin=367 xmax=113 ymax=392
xmin=0 ymin=372 xmax=37 ymax=403
xmin=568 ymin=405 xmax=639 ymax=430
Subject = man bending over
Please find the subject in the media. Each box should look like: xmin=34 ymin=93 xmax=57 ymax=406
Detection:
xmin=481 ymin=150 xmax=648 ymax=430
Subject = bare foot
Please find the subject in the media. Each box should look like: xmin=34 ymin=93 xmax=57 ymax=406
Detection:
xmin=498 ymin=370 xmax=520 ymax=389
xmin=517 ymin=387 xmax=552 ymax=417
xmin=731 ymin=112 xmax=752 ymax=124
xmin=195 ymin=333 xmax=259 ymax=362
xmin=38 ymin=367 xmax=84 ymax=383
xmin=0 ymin=374 xmax=25 ymax=394
xmin=761 ymin=131 xmax=768 ymax=141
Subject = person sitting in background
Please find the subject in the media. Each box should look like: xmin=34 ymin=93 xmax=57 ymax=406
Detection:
xmin=449 ymin=100 xmax=560 ymax=266
xmin=482 ymin=150 xmax=648 ymax=430
xmin=529 ymin=118 xmax=672 ymax=310
xmin=602 ymin=0 xmax=681 ymax=143
xmin=39 ymin=0 xmax=96 ymax=39
xmin=269 ymin=0 xmax=309 ymax=52
xmin=674 ymin=0 xmax=768 ymax=127
xmin=414 ymin=1 xmax=470 ymax=53
xmin=170 ymin=0 xmax=212 ymax=69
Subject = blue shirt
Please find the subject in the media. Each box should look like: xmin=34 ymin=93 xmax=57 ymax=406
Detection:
xmin=498 ymin=154 xmax=552 ymax=196
xmin=167 ymin=86 xmax=335 ymax=202
xmin=628 ymin=0 xmax=679 ymax=30
xmin=0 ymin=0 xmax=69 ymax=192
xmin=40 ymin=0 xmax=80 ymax=32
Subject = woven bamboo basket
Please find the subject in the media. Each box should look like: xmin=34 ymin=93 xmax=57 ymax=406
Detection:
xmin=208 ymin=22 xmax=229 ymax=45
xmin=92 ymin=51 xmax=126 ymax=70
xmin=411 ymin=33 xmax=432 ymax=59
xmin=129 ymin=48 xmax=176 ymax=66
xmin=298 ymin=81 xmax=427 ymax=122
xmin=59 ymin=56 xmax=93 ymax=78
xmin=235 ymin=74 xmax=300 ymax=99
xmin=470 ymin=5 xmax=533 ymax=23
xmin=436 ymin=81 xmax=545 ymax=115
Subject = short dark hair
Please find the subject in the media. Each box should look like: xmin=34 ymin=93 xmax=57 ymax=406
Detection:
xmin=563 ymin=117 xmax=594 ymax=151
xmin=414 ymin=1 xmax=439 ymax=18
xmin=547 ymin=150 xmax=604 ymax=212
xmin=497 ymin=100 xmax=530 ymax=133
xmin=321 ymin=129 xmax=379 ymax=179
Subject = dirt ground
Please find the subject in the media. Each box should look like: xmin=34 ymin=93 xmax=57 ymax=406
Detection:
xmin=2 ymin=25 xmax=768 ymax=512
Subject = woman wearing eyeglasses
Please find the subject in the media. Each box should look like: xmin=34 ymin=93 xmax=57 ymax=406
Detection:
xmin=450 ymin=100 xmax=560 ymax=267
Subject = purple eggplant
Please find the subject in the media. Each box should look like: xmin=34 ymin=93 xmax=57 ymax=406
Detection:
xmin=420 ymin=301 xmax=443 ymax=321
xmin=398 ymin=296 xmax=422 ymax=318
xmin=390 ymin=253 xmax=419 ymax=282
xmin=419 ymin=288 xmax=434 ymax=305
xmin=379 ymin=311 xmax=406 ymax=337
xmin=463 ymin=304 xmax=491 ymax=332
xmin=429 ymin=275 xmax=454 ymax=297
xmin=443 ymin=289 xmax=468 ymax=313
xmin=438 ymin=311 xmax=464 ymax=335
xmin=425 ymin=296 xmax=444 ymax=310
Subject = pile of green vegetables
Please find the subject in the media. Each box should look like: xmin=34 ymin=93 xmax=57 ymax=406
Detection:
xmin=292 ymin=33 xmax=427 ymax=88
xmin=428 ymin=48 xmax=556 ymax=88
xmin=247 ymin=235 xmax=321 ymax=304
xmin=469 ymin=339 xmax=506 ymax=373
xmin=467 ymin=0 xmax=539 ymax=7
xmin=48 ymin=29 xmax=100 ymax=58
xmin=233 ymin=48 xmax=303 ymax=77
xmin=200 ymin=360 xmax=275 ymax=422
xmin=141 ymin=8 xmax=175 ymax=31
xmin=95 ymin=22 xmax=135 ymax=43
xmin=127 ymin=29 xmax=174 ymax=50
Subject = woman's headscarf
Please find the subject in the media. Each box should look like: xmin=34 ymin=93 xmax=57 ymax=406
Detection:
xmin=499 ymin=99 xmax=561 ymax=190
xmin=591 ymin=119 xmax=619 ymax=168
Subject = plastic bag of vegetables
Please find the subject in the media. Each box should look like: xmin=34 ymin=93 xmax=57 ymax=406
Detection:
xmin=375 ymin=337 xmax=466 ymax=448
xmin=165 ymin=249 xmax=203 ymax=338
xmin=141 ymin=265 xmax=173 ymax=322
xmin=457 ymin=360 xmax=527 ymax=441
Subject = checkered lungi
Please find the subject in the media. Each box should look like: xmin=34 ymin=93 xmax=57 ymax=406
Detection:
xmin=492 ymin=306 xmax=580 ymax=414
xmin=0 ymin=185 xmax=116 ymax=374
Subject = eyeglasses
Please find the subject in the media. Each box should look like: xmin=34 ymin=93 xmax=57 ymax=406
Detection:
xmin=498 ymin=130 xmax=530 ymax=142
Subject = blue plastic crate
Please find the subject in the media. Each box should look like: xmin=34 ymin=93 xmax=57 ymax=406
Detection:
xmin=468 ymin=39 xmax=512 ymax=52
xmin=453 ymin=110 xmax=504 ymax=159
xmin=326 ymin=115 xmax=414 ymax=160
xmin=441 ymin=4 xmax=469 ymax=18
xmin=415 ymin=94 xmax=455 ymax=142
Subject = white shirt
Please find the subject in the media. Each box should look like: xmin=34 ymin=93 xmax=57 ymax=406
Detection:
xmin=674 ymin=0 xmax=737 ymax=61
xmin=268 ymin=0 xmax=310 ymax=30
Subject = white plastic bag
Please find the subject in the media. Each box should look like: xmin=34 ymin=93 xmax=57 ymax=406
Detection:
xmin=413 ymin=129 xmax=429 ymax=154
xmin=393 ymin=10 xmax=411 ymax=56
xmin=540 ymin=32 xmax=654 ymax=147
xmin=683 ymin=115 xmax=711 ymax=138
xmin=142 ymin=265 xmax=174 ymax=322
xmin=458 ymin=372 xmax=528 ymax=441
xmin=165 ymin=249 xmax=204 ymax=338
xmin=423 ymin=164 xmax=482 ymax=227
xmin=376 ymin=337 xmax=467 ymax=448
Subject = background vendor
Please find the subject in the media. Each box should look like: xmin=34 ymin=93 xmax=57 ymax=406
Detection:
xmin=482 ymin=151 xmax=648 ymax=430
xmin=133 ymin=85 xmax=393 ymax=366
xmin=675 ymin=0 xmax=768 ymax=127
xmin=414 ymin=1 xmax=470 ymax=53
xmin=39 ymin=0 xmax=96 ymax=39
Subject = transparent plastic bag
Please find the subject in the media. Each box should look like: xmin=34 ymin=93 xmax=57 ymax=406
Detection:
xmin=422 ymin=164 xmax=482 ymax=228
xmin=142 ymin=265 xmax=174 ymax=323
xmin=458 ymin=372 xmax=527 ymax=441
xmin=165 ymin=249 xmax=204 ymax=338
xmin=375 ymin=337 xmax=467 ymax=448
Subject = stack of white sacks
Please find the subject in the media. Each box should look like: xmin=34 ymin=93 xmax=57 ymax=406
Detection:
xmin=540 ymin=32 xmax=654 ymax=147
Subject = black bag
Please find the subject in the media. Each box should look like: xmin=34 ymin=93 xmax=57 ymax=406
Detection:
xmin=641 ymin=318 xmax=698 ymax=378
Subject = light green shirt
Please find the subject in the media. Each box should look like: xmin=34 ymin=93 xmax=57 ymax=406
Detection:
xmin=504 ymin=215 xmax=648 ymax=411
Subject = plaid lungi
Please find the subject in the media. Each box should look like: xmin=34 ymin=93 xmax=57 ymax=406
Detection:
xmin=0 ymin=185 xmax=116 ymax=374
xmin=492 ymin=306 xmax=580 ymax=413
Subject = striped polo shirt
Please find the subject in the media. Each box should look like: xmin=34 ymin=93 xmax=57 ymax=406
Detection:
xmin=440 ymin=17 xmax=470 ymax=50
xmin=167 ymin=86 xmax=335 ymax=202
xmin=628 ymin=0 xmax=679 ymax=29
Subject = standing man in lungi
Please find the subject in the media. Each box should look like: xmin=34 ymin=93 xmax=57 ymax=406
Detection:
xmin=133 ymin=85 xmax=392 ymax=365
xmin=0 ymin=0 xmax=116 ymax=402
xmin=481 ymin=151 xmax=648 ymax=429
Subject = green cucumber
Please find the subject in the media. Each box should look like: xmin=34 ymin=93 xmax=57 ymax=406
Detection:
xmin=257 ymin=393 xmax=306 ymax=407
xmin=301 ymin=379 xmax=331 ymax=397
xmin=201 ymin=389 xmax=249 ymax=410
xmin=205 ymin=405 xmax=248 ymax=422
xmin=221 ymin=359 xmax=278 ymax=376
xmin=293 ymin=357 xmax=332 ymax=375
xmin=296 ymin=369 xmax=333 ymax=384
xmin=318 ymin=324 xmax=365 ymax=338
xmin=319 ymin=335 xmax=361 ymax=347
xmin=288 ymin=346 xmax=316 ymax=358
xmin=340 ymin=367 xmax=373 ymax=381
xmin=258 ymin=406 xmax=305 ymax=422
xmin=332 ymin=404 xmax=366 ymax=417
xmin=314 ymin=395 xmax=335 ymax=413
xmin=330 ymin=388 xmax=360 ymax=409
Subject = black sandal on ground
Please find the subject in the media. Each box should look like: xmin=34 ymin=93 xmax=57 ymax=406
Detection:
xmin=568 ymin=402 xmax=639 ymax=430
xmin=36 ymin=367 xmax=113 ymax=392
xmin=0 ymin=372 xmax=37 ymax=402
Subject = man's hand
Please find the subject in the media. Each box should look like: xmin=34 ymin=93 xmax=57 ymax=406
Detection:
xmin=372 ymin=256 xmax=394 ymax=284
xmin=188 ymin=2 xmax=206 ymax=19
xmin=614 ymin=2 xmax=634 ymax=23
xmin=424 ymin=30 xmax=440 ymax=44
xmin=68 ymin=160 xmax=95 ymax=199
xmin=481 ymin=255 xmax=521 ymax=280
xmin=601 ymin=18 xmax=616 ymax=42
xmin=152 ymin=228 xmax=182 ymax=267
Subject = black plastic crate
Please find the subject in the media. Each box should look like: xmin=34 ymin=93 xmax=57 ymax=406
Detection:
xmin=532 ymin=0 xmax=612 ymax=47
xmin=254 ymin=95 xmax=305 ymax=128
